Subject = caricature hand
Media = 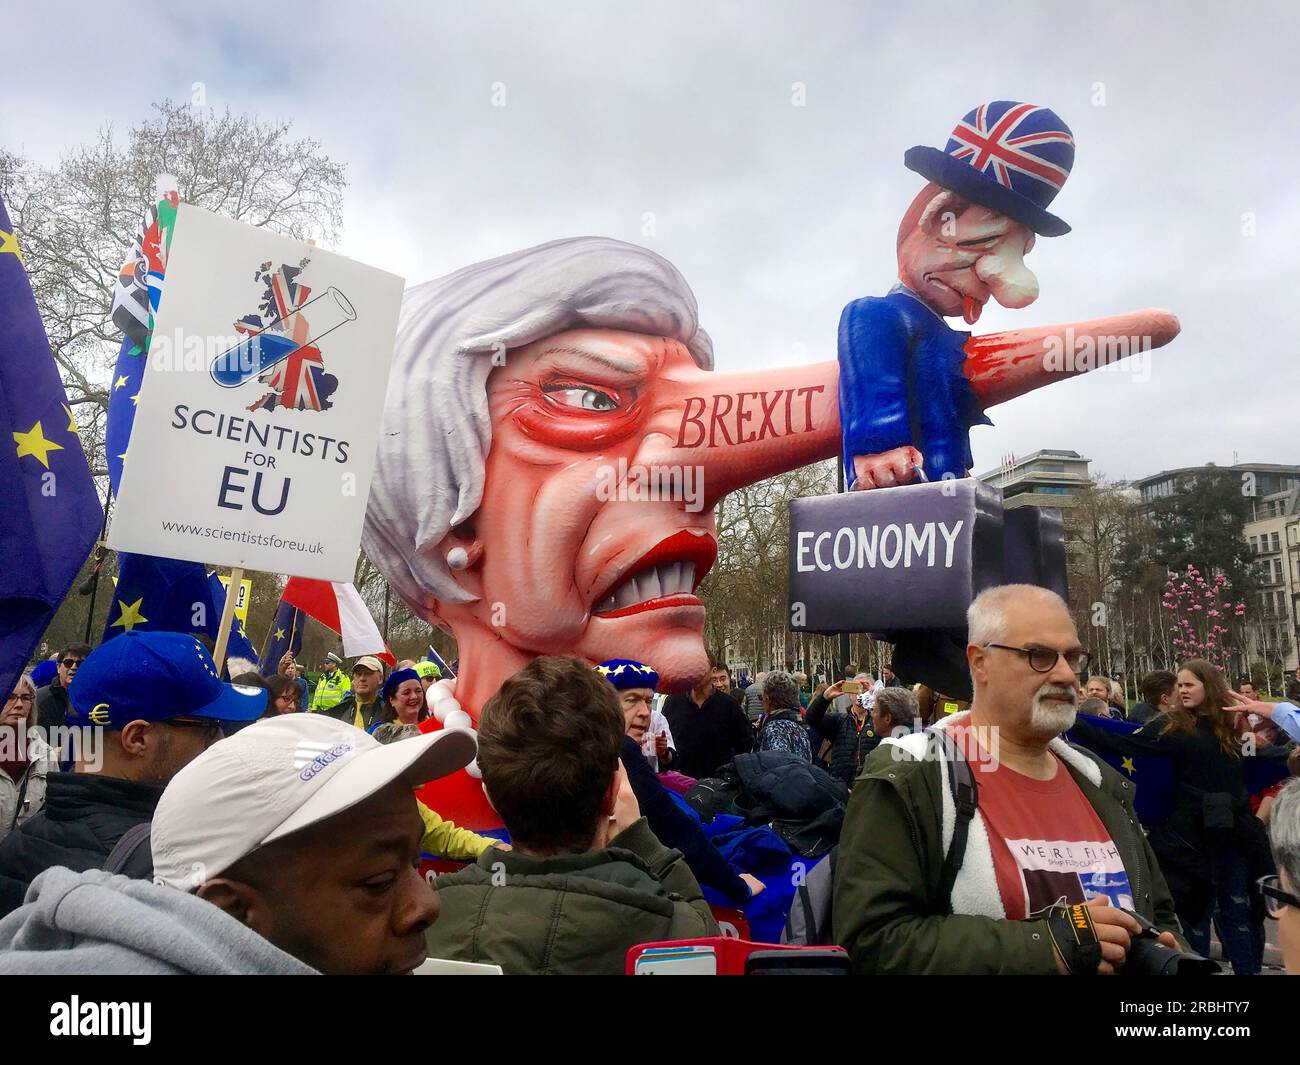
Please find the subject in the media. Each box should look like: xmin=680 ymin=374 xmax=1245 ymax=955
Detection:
xmin=852 ymin=446 xmax=924 ymax=490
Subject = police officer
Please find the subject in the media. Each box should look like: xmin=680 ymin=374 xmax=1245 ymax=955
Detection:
xmin=310 ymin=652 xmax=351 ymax=713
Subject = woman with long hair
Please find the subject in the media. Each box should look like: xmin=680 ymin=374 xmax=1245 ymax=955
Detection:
xmin=1143 ymin=658 xmax=1269 ymax=974
xmin=1 ymin=674 xmax=58 ymax=838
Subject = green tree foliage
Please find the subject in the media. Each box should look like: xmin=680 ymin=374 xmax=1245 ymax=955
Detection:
xmin=1147 ymin=467 xmax=1257 ymax=597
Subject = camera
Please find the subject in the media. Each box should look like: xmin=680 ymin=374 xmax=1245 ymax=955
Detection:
xmin=1123 ymin=911 xmax=1219 ymax=976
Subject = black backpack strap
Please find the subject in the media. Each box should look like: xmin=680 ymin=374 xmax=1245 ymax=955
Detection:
xmin=930 ymin=727 xmax=979 ymax=913
xmin=103 ymin=822 xmax=154 ymax=879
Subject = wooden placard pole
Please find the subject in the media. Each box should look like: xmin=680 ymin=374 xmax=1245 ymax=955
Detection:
xmin=212 ymin=566 xmax=244 ymax=673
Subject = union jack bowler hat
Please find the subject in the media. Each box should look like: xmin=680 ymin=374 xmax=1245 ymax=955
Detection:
xmin=905 ymin=101 xmax=1075 ymax=237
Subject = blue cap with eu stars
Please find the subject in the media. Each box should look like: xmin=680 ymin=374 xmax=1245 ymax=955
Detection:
xmin=67 ymin=631 xmax=268 ymax=729
xmin=595 ymin=659 xmax=660 ymax=691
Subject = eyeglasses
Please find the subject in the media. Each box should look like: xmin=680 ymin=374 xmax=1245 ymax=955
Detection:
xmin=60 ymin=659 xmax=83 ymax=668
xmin=6 ymin=692 xmax=35 ymax=705
xmin=1258 ymin=875 xmax=1300 ymax=918
xmin=984 ymin=644 xmax=1091 ymax=674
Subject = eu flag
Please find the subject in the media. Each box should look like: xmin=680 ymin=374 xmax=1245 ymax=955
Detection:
xmin=206 ymin=572 xmax=259 ymax=671
xmin=103 ymin=554 xmax=259 ymax=673
xmin=1068 ymin=712 xmax=1289 ymax=825
xmin=258 ymin=598 xmax=304 ymax=674
xmin=0 ymin=194 xmax=103 ymax=698
xmin=425 ymin=644 xmax=455 ymax=679
xmin=106 ymin=191 xmax=176 ymax=495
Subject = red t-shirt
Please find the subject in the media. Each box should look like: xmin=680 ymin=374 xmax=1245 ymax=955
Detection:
xmin=952 ymin=723 xmax=1132 ymax=921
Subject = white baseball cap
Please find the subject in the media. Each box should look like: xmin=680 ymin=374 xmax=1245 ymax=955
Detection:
xmin=151 ymin=713 xmax=476 ymax=890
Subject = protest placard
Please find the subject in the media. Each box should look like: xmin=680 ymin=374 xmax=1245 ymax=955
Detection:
xmin=108 ymin=204 xmax=404 ymax=582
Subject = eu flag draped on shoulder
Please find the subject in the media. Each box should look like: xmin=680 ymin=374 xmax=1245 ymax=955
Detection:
xmin=1067 ymin=711 xmax=1290 ymax=825
xmin=0 ymin=193 xmax=103 ymax=697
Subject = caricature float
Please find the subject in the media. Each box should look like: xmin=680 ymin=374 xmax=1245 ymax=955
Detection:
xmin=364 ymin=101 xmax=1179 ymax=828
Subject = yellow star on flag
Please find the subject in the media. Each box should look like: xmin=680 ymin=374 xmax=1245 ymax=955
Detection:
xmin=13 ymin=420 xmax=64 ymax=469
xmin=130 ymin=391 xmax=140 ymax=407
xmin=275 ymin=628 xmax=287 ymax=641
xmin=110 ymin=598 xmax=149 ymax=632
xmin=1121 ymin=756 xmax=1136 ymax=775
xmin=115 ymin=375 xmax=129 ymax=390
xmin=63 ymin=404 xmax=78 ymax=433
xmin=0 ymin=228 xmax=22 ymax=265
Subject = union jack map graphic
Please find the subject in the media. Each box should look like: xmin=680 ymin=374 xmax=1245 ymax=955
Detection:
xmin=239 ymin=259 xmax=342 ymax=414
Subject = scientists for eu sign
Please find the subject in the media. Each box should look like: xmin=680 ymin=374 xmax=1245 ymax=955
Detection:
xmin=107 ymin=204 xmax=404 ymax=581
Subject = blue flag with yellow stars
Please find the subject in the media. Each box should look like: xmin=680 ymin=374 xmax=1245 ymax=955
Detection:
xmin=102 ymin=554 xmax=258 ymax=672
xmin=258 ymin=597 xmax=304 ymax=674
xmin=0 ymin=193 xmax=103 ymax=698
xmin=206 ymin=572 xmax=259 ymax=670
xmin=106 ymin=192 xmax=176 ymax=495
xmin=1068 ymin=711 xmax=1289 ymax=825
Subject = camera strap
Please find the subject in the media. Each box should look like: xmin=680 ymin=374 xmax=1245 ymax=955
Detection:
xmin=1040 ymin=901 xmax=1103 ymax=975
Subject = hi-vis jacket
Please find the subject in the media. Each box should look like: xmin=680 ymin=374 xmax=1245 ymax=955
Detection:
xmin=310 ymin=669 xmax=351 ymax=712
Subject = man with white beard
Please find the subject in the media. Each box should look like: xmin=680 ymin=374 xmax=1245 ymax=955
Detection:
xmin=834 ymin=584 xmax=1185 ymax=975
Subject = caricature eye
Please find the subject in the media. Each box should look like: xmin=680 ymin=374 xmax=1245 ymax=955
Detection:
xmin=542 ymin=384 xmax=623 ymax=412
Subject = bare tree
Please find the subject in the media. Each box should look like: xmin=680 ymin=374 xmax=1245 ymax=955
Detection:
xmin=10 ymin=102 xmax=347 ymax=650
xmin=1 ymin=100 xmax=347 ymax=482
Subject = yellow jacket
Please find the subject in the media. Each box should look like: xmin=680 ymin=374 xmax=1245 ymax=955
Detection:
xmin=417 ymin=801 xmax=496 ymax=862
xmin=311 ymin=669 xmax=351 ymax=711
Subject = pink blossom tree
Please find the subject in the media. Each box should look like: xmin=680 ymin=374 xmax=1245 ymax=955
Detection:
xmin=1161 ymin=566 xmax=1246 ymax=672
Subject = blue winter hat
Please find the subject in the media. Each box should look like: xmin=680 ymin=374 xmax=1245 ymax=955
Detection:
xmin=30 ymin=659 xmax=58 ymax=689
xmin=905 ymin=100 xmax=1075 ymax=237
xmin=595 ymin=659 xmax=659 ymax=691
xmin=381 ymin=668 xmax=422 ymax=703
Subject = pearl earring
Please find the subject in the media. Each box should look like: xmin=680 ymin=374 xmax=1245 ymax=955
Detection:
xmin=446 ymin=546 xmax=470 ymax=570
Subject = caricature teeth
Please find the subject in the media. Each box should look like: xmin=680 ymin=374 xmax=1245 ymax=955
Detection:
xmin=595 ymin=562 xmax=697 ymax=614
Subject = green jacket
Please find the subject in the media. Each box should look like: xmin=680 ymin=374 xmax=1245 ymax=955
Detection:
xmin=833 ymin=717 xmax=1183 ymax=975
xmin=425 ymin=818 xmax=719 ymax=974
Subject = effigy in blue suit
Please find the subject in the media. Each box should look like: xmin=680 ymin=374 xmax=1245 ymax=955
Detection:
xmin=837 ymin=284 xmax=991 ymax=487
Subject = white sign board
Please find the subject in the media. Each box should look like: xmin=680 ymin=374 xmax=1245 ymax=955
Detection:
xmin=108 ymin=204 xmax=404 ymax=581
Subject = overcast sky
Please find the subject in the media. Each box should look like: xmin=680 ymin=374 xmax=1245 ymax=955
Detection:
xmin=6 ymin=1 xmax=1297 ymax=483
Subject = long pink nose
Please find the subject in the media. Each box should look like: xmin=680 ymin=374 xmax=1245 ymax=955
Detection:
xmin=644 ymin=360 xmax=842 ymax=509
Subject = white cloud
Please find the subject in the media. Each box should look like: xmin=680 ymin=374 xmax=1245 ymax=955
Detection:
xmin=7 ymin=0 xmax=1299 ymax=481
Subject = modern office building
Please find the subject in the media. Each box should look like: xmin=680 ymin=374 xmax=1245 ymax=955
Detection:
xmin=976 ymin=449 xmax=1093 ymax=510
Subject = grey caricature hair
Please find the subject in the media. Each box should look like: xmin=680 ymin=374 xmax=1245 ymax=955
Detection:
xmin=362 ymin=237 xmax=713 ymax=621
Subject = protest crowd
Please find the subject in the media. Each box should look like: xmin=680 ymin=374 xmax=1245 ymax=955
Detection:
xmin=1 ymin=584 xmax=1298 ymax=976
xmin=1 ymin=45 xmax=1296 ymax=987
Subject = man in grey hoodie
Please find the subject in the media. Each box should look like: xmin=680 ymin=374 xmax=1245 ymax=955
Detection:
xmin=0 ymin=713 xmax=477 ymax=975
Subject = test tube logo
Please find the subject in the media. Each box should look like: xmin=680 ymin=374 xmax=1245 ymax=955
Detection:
xmin=210 ymin=286 xmax=357 ymax=388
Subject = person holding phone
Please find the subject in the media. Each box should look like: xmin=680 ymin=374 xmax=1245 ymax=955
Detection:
xmin=807 ymin=677 xmax=881 ymax=788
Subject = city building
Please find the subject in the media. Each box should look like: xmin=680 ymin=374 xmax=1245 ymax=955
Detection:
xmin=1134 ymin=462 xmax=1300 ymax=675
xmin=975 ymin=449 xmax=1093 ymax=510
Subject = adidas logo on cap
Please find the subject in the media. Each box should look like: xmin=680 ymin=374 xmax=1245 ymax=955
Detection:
xmin=293 ymin=739 xmax=354 ymax=781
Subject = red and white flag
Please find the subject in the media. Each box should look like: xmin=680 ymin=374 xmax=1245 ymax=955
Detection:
xmin=282 ymin=577 xmax=396 ymax=664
